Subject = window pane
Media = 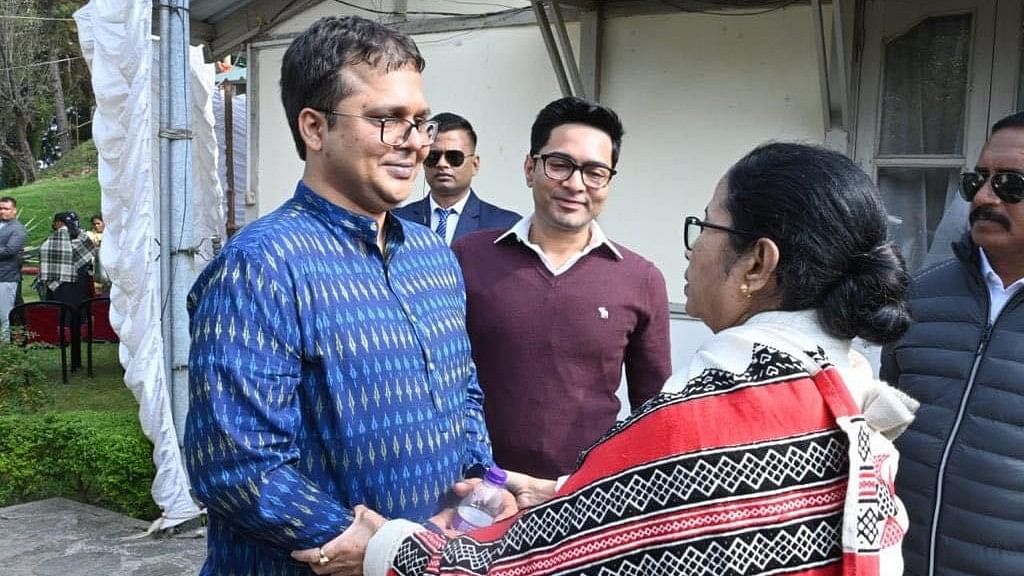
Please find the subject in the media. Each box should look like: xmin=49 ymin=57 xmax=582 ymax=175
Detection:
xmin=878 ymin=167 xmax=961 ymax=271
xmin=879 ymin=14 xmax=971 ymax=155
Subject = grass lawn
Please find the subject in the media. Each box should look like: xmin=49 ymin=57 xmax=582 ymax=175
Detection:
xmin=17 ymin=342 xmax=136 ymax=413
xmin=48 ymin=344 xmax=136 ymax=413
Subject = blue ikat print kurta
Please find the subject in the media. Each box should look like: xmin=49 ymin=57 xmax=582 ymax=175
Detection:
xmin=184 ymin=182 xmax=494 ymax=575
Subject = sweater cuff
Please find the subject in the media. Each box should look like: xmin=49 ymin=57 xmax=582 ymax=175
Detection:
xmin=363 ymin=519 xmax=424 ymax=576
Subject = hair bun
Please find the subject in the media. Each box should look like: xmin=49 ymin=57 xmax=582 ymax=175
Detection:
xmin=819 ymin=242 xmax=911 ymax=344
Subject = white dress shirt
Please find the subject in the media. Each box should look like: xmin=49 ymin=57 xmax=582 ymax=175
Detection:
xmin=429 ymin=193 xmax=471 ymax=246
xmin=496 ymin=213 xmax=623 ymax=275
xmin=978 ymin=247 xmax=1024 ymax=323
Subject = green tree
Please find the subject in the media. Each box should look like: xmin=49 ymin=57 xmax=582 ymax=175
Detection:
xmin=0 ymin=0 xmax=91 ymax=183
xmin=0 ymin=0 xmax=46 ymax=184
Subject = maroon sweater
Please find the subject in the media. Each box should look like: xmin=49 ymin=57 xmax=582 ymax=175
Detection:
xmin=452 ymin=229 xmax=672 ymax=478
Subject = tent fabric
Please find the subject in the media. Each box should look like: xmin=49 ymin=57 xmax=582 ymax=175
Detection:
xmin=212 ymin=89 xmax=249 ymax=230
xmin=75 ymin=0 xmax=222 ymax=529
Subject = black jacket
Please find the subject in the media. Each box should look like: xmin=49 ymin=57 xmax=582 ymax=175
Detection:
xmin=881 ymin=236 xmax=1024 ymax=576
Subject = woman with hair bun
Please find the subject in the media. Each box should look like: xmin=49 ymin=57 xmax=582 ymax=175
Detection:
xmin=302 ymin=143 xmax=919 ymax=576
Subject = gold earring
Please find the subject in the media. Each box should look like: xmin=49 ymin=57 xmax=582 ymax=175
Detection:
xmin=740 ymin=284 xmax=752 ymax=299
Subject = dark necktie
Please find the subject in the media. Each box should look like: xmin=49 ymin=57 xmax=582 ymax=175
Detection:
xmin=434 ymin=207 xmax=453 ymax=241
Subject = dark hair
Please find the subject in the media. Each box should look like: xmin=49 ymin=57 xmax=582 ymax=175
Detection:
xmin=991 ymin=111 xmax=1024 ymax=134
xmin=0 ymin=196 xmax=15 ymax=206
xmin=90 ymin=214 xmax=103 ymax=223
xmin=53 ymin=211 xmax=82 ymax=238
xmin=529 ymin=97 xmax=624 ymax=167
xmin=280 ymin=16 xmax=425 ymax=160
xmin=724 ymin=142 xmax=910 ymax=344
xmin=431 ymin=112 xmax=477 ymax=147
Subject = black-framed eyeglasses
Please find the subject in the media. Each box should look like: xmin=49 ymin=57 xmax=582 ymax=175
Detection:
xmin=318 ymin=110 xmax=439 ymax=147
xmin=533 ymin=153 xmax=617 ymax=188
xmin=424 ymin=149 xmax=475 ymax=168
xmin=684 ymin=216 xmax=755 ymax=251
xmin=960 ymin=170 xmax=1024 ymax=204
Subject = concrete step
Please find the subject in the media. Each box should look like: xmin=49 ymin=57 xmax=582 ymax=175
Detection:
xmin=0 ymin=498 xmax=205 ymax=575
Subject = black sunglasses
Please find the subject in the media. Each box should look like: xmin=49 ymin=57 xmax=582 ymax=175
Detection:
xmin=684 ymin=216 xmax=755 ymax=251
xmin=960 ymin=170 xmax=1024 ymax=203
xmin=425 ymin=150 xmax=474 ymax=168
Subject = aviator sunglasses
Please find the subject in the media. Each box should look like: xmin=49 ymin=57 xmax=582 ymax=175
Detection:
xmin=425 ymin=149 xmax=475 ymax=168
xmin=960 ymin=170 xmax=1024 ymax=203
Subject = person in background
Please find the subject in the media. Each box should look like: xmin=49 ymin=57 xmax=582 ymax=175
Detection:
xmin=39 ymin=211 xmax=96 ymax=309
xmin=393 ymin=112 xmax=519 ymax=244
xmin=332 ymin=142 xmax=917 ymax=576
xmin=452 ymin=97 xmax=671 ymax=479
xmin=85 ymin=214 xmax=109 ymax=293
xmin=881 ymin=111 xmax=1024 ymax=576
xmin=184 ymin=16 xmax=503 ymax=576
xmin=0 ymin=196 xmax=27 ymax=340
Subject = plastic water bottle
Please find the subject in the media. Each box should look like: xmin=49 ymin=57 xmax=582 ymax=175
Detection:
xmin=453 ymin=465 xmax=508 ymax=531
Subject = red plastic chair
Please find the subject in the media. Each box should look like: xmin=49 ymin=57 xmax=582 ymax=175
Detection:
xmin=77 ymin=297 xmax=119 ymax=377
xmin=8 ymin=301 xmax=75 ymax=384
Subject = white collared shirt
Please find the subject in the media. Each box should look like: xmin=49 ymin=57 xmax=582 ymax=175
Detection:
xmin=978 ymin=247 xmax=1024 ymax=323
xmin=429 ymin=192 xmax=471 ymax=245
xmin=495 ymin=213 xmax=623 ymax=275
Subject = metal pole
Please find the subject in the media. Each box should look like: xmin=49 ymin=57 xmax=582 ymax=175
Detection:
xmin=223 ymin=82 xmax=237 ymax=237
xmin=531 ymin=1 xmax=573 ymax=97
xmin=549 ymin=0 xmax=586 ymax=99
xmin=159 ymin=0 xmax=194 ymax=445
xmin=811 ymin=0 xmax=832 ymax=132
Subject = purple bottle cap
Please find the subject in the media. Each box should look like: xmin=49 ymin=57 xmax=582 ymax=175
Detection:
xmin=484 ymin=465 xmax=507 ymax=486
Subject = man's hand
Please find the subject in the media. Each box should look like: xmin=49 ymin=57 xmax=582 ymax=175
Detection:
xmin=504 ymin=471 xmax=557 ymax=508
xmin=290 ymin=505 xmax=386 ymax=575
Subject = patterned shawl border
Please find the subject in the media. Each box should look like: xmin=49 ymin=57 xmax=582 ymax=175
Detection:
xmin=568 ymin=383 xmax=844 ymax=493
xmin=504 ymin=511 xmax=845 ymax=576
xmin=392 ymin=510 xmax=846 ymax=576
xmin=562 ymin=426 xmax=849 ymax=510
xmin=422 ymin=429 xmax=849 ymax=571
xmin=476 ymin=484 xmax=848 ymax=576
xmin=577 ymin=343 xmax=823 ymax=469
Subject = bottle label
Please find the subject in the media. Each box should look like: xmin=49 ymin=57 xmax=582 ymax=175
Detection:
xmin=453 ymin=505 xmax=494 ymax=532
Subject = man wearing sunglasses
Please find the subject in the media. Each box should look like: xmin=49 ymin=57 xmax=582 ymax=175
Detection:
xmin=881 ymin=111 xmax=1024 ymax=576
xmin=184 ymin=17 xmax=499 ymax=576
xmin=393 ymin=112 xmax=519 ymax=245
xmin=451 ymin=97 xmax=671 ymax=480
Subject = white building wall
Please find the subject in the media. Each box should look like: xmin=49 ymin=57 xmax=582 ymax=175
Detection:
xmin=597 ymin=8 xmax=826 ymax=303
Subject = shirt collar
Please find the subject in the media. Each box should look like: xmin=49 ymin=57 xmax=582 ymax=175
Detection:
xmin=429 ymin=190 xmax=472 ymax=216
xmin=295 ymin=180 xmax=402 ymax=245
xmin=495 ymin=212 xmax=623 ymax=260
xmin=978 ymin=246 xmax=1024 ymax=290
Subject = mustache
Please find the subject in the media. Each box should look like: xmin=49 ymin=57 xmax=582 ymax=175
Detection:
xmin=969 ymin=206 xmax=1012 ymax=230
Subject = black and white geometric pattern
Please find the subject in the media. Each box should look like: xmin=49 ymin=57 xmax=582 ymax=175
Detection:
xmin=578 ymin=514 xmax=843 ymax=576
xmin=580 ymin=343 xmax=822 ymax=465
xmin=391 ymin=429 xmax=850 ymax=575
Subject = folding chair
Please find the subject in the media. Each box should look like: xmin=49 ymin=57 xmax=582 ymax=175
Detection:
xmin=8 ymin=301 xmax=75 ymax=384
xmin=77 ymin=296 xmax=119 ymax=377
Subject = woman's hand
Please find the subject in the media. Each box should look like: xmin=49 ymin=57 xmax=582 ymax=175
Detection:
xmin=504 ymin=471 xmax=557 ymax=508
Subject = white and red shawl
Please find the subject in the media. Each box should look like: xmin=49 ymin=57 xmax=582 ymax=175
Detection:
xmin=367 ymin=311 xmax=913 ymax=576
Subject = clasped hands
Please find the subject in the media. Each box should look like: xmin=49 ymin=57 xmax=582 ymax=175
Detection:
xmin=290 ymin=471 xmax=556 ymax=575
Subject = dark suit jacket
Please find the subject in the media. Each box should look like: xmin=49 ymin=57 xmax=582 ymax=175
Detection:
xmin=393 ymin=190 xmax=520 ymax=242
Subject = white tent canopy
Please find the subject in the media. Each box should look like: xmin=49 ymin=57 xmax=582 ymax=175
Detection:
xmin=74 ymin=0 xmax=222 ymax=529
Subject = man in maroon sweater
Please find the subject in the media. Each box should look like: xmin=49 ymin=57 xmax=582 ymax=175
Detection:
xmin=452 ymin=97 xmax=672 ymax=479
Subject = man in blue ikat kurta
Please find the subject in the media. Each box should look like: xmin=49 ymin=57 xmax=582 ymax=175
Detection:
xmin=184 ymin=16 xmax=494 ymax=576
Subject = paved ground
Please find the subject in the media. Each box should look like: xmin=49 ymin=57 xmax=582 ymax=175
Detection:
xmin=0 ymin=498 xmax=205 ymax=575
